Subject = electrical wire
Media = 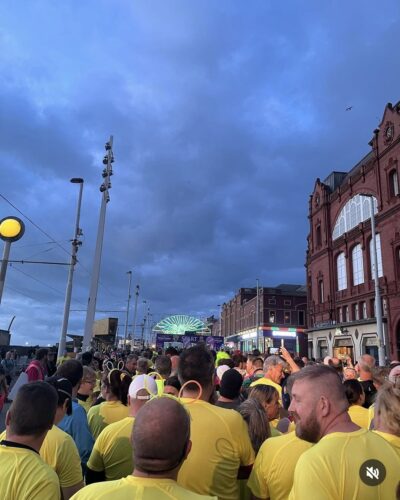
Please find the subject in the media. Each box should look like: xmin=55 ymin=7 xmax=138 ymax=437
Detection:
xmin=0 ymin=193 xmax=123 ymax=302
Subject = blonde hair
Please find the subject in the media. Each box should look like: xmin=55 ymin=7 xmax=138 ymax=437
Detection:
xmin=375 ymin=381 xmax=400 ymax=435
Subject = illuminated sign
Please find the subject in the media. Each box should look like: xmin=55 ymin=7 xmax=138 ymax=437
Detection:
xmin=242 ymin=332 xmax=257 ymax=339
xmin=272 ymin=330 xmax=296 ymax=338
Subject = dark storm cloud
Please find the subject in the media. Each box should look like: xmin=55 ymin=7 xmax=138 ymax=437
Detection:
xmin=0 ymin=0 xmax=399 ymax=343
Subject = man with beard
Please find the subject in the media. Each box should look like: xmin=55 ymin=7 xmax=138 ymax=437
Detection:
xmin=288 ymin=365 xmax=400 ymax=499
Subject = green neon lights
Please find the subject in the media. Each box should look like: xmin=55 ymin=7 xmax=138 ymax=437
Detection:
xmin=154 ymin=315 xmax=207 ymax=335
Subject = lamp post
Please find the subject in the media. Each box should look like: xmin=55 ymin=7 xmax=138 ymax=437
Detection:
xmin=217 ymin=304 xmax=223 ymax=337
xmin=0 ymin=216 xmax=25 ymax=304
xmin=362 ymin=194 xmax=385 ymax=365
xmin=131 ymin=284 xmax=140 ymax=347
xmin=256 ymin=278 xmax=260 ymax=352
xmin=124 ymin=271 xmax=132 ymax=349
xmin=58 ymin=178 xmax=84 ymax=359
xmin=83 ymin=136 xmax=114 ymax=351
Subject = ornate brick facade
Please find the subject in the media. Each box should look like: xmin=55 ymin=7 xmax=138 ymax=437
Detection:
xmin=307 ymin=101 xmax=400 ymax=362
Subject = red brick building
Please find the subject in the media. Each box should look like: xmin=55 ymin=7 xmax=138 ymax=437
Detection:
xmin=307 ymin=101 xmax=400 ymax=362
xmin=222 ymin=284 xmax=307 ymax=354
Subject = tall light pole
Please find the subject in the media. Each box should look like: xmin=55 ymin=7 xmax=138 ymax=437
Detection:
xmin=58 ymin=178 xmax=84 ymax=359
xmin=83 ymin=136 xmax=114 ymax=351
xmin=0 ymin=217 xmax=25 ymax=304
xmin=141 ymin=300 xmax=147 ymax=347
xmin=131 ymin=284 xmax=140 ymax=348
xmin=124 ymin=271 xmax=132 ymax=348
xmin=363 ymin=195 xmax=385 ymax=365
xmin=256 ymin=278 xmax=260 ymax=352
xmin=217 ymin=304 xmax=223 ymax=337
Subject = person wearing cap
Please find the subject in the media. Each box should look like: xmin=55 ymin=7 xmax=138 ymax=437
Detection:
xmin=215 ymin=368 xmax=243 ymax=410
xmin=86 ymin=374 xmax=158 ymax=484
xmin=177 ymin=345 xmax=254 ymax=500
xmin=0 ymin=382 xmax=61 ymax=499
xmin=71 ymin=397 xmax=216 ymax=499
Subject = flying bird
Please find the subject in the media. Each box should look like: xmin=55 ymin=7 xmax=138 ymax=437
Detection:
xmin=345 ymin=106 xmax=353 ymax=111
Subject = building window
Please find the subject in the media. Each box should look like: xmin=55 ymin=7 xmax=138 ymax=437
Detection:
xmin=332 ymin=194 xmax=378 ymax=240
xmin=318 ymin=279 xmax=324 ymax=303
xmin=338 ymin=307 xmax=343 ymax=323
xmin=343 ymin=306 xmax=349 ymax=322
xmin=396 ymin=247 xmax=400 ymax=279
xmin=352 ymin=244 xmax=364 ymax=285
xmin=268 ymin=298 xmax=276 ymax=305
xmin=382 ymin=298 xmax=387 ymax=316
xmin=353 ymin=303 xmax=359 ymax=321
xmin=269 ymin=311 xmax=275 ymax=323
xmin=284 ymin=299 xmax=292 ymax=306
xmin=316 ymin=225 xmax=322 ymax=247
xmin=337 ymin=253 xmax=347 ymax=291
xmin=371 ymin=299 xmax=376 ymax=318
xmin=389 ymin=169 xmax=399 ymax=198
xmin=369 ymin=234 xmax=383 ymax=278
xmin=298 ymin=310 xmax=305 ymax=325
xmin=361 ymin=301 xmax=367 ymax=319
xmin=284 ymin=312 xmax=291 ymax=324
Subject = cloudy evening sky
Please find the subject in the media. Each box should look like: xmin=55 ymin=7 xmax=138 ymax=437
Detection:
xmin=0 ymin=1 xmax=399 ymax=346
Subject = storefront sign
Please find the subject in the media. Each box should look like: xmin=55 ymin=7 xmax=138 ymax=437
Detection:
xmin=156 ymin=334 xmax=224 ymax=350
xmin=272 ymin=330 xmax=296 ymax=338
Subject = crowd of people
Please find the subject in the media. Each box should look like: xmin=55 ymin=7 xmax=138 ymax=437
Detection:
xmin=0 ymin=344 xmax=400 ymax=499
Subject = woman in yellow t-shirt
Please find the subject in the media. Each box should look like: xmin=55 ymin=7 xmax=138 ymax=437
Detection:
xmin=248 ymin=384 xmax=286 ymax=436
xmin=87 ymin=369 xmax=132 ymax=439
xmin=373 ymin=380 xmax=400 ymax=456
xmin=343 ymin=379 xmax=369 ymax=429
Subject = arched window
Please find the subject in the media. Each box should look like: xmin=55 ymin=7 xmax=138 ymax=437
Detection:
xmin=318 ymin=279 xmax=324 ymax=303
xmin=389 ymin=169 xmax=399 ymax=198
xmin=369 ymin=234 xmax=383 ymax=278
xmin=352 ymin=244 xmax=364 ymax=285
xmin=332 ymin=194 xmax=378 ymax=240
xmin=337 ymin=252 xmax=347 ymax=291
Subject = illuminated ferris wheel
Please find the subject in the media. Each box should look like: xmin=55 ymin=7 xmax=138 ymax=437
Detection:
xmin=153 ymin=315 xmax=210 ymax=335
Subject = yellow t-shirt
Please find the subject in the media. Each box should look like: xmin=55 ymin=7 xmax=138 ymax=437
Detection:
xmin=71 ymin=475 xmax=217 ymax=499
xmin=87 ymin=416 xmax=134 ymax=481
xmin=373 ymin=430 xmax=400 ymax=458
xmin=1 ymin=426 xmax=82 ymax=488
xmin=87 ymin=401 xmax=129 ymax=439
xmin=156 ymin=379 xmax=165 ymax=396
xmin=348 ymin=404 xmax=370 ymax=429
xmin=289 ymin=428 xmax=400 ymax=500
xmin=177 ymin=398 xmax=255 ymax=500
xmin=249 ymin=377 xmax=282 ymax=399
xmin=248 ymin=431 xmax=312 ymax=500
xmin=77 ymin=395 xmax=95 ymax=413
xmin=0 ymin=443 xmax=61 ymax=500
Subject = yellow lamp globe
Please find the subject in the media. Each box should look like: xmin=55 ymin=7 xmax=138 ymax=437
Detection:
xmin=0 ymin=217 xmax=25 ymax=242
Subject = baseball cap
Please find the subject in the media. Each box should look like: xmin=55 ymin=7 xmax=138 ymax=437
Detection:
xmin=128 ymin=374 xmax=158 ymax=400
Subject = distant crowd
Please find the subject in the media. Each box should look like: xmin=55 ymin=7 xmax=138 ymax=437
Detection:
xmin=0 ymin=345 xmax=400 ymax=499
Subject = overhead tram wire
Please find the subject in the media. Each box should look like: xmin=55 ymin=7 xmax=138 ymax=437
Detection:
xmin=0 ymin=193 xmax=123 ymax=304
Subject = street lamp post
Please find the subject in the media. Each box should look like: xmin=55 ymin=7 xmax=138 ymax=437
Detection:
xmin=83 ymin=136 xmax=114 ymax=351
xmin=124 ymin=271 xmax=132 ymax=349
xmin=364 ymin=195 xmax=385 ymax=365
xmin=58 ymin=178 xmax=84 ymax=359
xmin=131 ymin=284 xmax=140 ymax=347
xmin=256 ymin=278 xmax=260 ymax=352
xmin=217 ymin=304 xmax=223 ymax=337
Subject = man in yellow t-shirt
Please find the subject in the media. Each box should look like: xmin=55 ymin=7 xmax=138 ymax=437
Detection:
xmin=249 ymin=355 xmax=285 ymax=398
xmin=248 ymin=431 xmax=312 ymax=500
xmin=86 ymin=374 xmax=158 ymax=483
xmin=1 ymin=377 xmax=84 ymax=500
xmin=288 ymin=365 xmax=400 ymax=499
xmin=71 ymin=397 xmax=216 ymax=499
xmin=177 ymin=345 xmax=255 ymax=500
xmin=0 ymin=382 xmax=61 ymax=500
xmin=154 ymin=355 xmax=172 ymax=395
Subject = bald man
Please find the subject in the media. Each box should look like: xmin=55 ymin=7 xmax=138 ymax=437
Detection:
xmin=288 ymin=365 xmax=400 ymax=499
xmin=71 ymin=398 xmax=216 ymax=499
